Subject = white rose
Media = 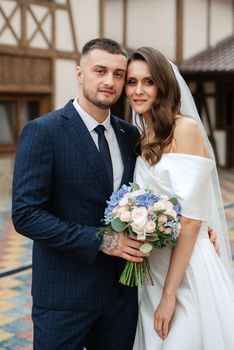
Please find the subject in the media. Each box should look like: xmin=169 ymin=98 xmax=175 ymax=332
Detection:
xmin=131 ymin=207 xmax=148 ymax=225
xmin=130 ymin=221 xmax=146 ymax=235
xmin=130 ymin=223 xmax=146 ymax=240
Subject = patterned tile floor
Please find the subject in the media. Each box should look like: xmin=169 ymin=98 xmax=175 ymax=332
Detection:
xmin=0 ymin=199 xmax=32 ymax=273
xmin=0 ymin=271 xmax=32 ymax=349
xmin=0 ymin=168 xmax=234 ymax=349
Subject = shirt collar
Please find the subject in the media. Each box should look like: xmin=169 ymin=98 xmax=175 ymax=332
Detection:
xmin=73 ymin=97 xmax=111 ymax=133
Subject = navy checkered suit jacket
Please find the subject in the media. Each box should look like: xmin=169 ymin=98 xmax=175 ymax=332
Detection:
xmin=12 ymin=100 xmax=139 ymax=311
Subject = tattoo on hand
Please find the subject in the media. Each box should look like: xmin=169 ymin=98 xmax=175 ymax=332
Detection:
xmin=100 ymin=231 xmax=119 ymax=253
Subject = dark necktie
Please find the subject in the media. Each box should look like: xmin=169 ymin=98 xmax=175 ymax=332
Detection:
xmin=94 ymin=125 xmax=113 ymax=190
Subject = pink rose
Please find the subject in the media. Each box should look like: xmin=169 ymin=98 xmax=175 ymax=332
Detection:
xmin=119 ymin=211 xmax=131 ymax=222
xmin=158 ymin=225 xmax=165 ymax=232
xmin=158 ymin=214 xmax=168 ymax=224
xmin=112 ymin=207 xmax=119 ymax=217
xmin=145 ymin=221 xmax=156 ymax=233
xmin=118 ymin=197 xmax=129 ymax=207
xmin=117 ymin=206 xmax=128 ymax=215
xmin=164 ymin=227 xmax=172 ymax=235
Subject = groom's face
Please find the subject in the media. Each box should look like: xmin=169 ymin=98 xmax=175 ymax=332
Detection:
xmin=77 ymin=49 xmax=127 ymax=109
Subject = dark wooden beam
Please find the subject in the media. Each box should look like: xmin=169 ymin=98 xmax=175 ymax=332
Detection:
xmin=233 ymin=0 xmax=234 ymax=33
xmin=207 ymin=0 xmax=211 ymax=48
xmin=123 ymin=0 xmax=127 ymax=46
xmin=176 ymin=0 xmax=183 ymax=62
xmin=99 ymin=0 xmax=105 ymax=37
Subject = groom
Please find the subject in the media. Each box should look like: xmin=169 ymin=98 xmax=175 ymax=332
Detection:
xmin=12 ymin=38 xmax=147 ymax=350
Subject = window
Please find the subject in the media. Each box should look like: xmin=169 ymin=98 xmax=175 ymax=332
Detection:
xmin=0 ymin=95 xmax=50 ymax=153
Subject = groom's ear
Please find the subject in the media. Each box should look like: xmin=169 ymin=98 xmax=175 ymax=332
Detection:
xmin=76 ymin=66 xmax=83 ymax=84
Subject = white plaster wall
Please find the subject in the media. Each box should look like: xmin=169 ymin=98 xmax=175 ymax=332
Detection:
xmin=54 ymin=0 xmax=100 ymax=109
xmin=104 ymin=0 xmax=124 ymax=43
xmin=126 ymin=0 xmax=176 ymax=59
xmin=183 ymin=0 xmax=208 ymax=59
xmin=214 ymin=130 xmax=226 ymax=167
xmin=210 ymin=0 xmax=233 ymax=46
xmin=56 ymin=9 xmax=74 ymax=51
xmin=70 ymin=0 xmax=100 ymax=50
xmin=55 ymin=59 xmax=78 ymax=109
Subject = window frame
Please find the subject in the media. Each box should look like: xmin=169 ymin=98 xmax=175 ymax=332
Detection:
xmin=0 ymin=94 xmax=50 ymax=154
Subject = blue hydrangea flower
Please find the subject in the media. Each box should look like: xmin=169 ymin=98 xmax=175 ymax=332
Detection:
xmin=135 ymin=193 xmax=158 ymax=208
xmin=104 ymin=184 xmax=131 ymax=223
xmin=174 ymin=201 xmax=181 ymax=215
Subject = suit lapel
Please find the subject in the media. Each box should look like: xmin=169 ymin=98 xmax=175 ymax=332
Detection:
xmin=60 ymin=101 xmax=113 ymax=195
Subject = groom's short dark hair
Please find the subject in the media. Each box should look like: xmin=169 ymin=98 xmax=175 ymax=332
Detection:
xmin=81 ymin=38 xmax=128 ymax=58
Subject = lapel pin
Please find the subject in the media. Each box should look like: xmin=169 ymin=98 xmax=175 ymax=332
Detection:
xmin=120 ymin=128 xmax=125 ymax=133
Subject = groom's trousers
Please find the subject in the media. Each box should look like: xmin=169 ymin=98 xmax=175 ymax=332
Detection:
xmin=32 ymin=282 xmax=138 ymax=350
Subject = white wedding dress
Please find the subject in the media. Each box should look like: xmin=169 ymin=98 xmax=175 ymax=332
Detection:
xmin=133 ymin=153 xmax=234 ymax=350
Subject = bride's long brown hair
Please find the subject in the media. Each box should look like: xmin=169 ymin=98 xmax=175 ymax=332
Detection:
xmin=128 ymin=47 xmax=181 ymax=165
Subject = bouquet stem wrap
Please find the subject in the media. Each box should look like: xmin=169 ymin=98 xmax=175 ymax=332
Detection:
xmin=119 ymin=258 xmax=154 ymax=287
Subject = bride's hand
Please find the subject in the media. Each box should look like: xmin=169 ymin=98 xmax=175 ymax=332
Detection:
xmin=154 ymin=292 xmax=176 ymax=340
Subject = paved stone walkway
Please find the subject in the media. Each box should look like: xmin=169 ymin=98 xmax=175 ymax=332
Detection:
xmin=0 ymin=168 xmax=234 ymax=349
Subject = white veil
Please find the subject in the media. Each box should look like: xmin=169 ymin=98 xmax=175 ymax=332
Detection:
xmin=134 ymin=61 xmax=234 ymax=281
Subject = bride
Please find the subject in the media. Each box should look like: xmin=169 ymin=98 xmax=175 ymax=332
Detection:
xmin=125 ymin=47 xmax=234 ymax=349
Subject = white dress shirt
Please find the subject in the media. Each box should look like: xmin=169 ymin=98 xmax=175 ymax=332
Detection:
xmin=73 ymin=98 xmax=123 ymax=191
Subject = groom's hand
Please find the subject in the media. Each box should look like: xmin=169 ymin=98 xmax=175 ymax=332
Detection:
xmin=100 ymin=231 xmax=149 ymax=262
xmin=208 ymin=226 xmax=221 ymax=256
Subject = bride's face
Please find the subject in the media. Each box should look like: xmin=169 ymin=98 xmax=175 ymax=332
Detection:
xmin=125 ymin=60 xmax=158 ymax=119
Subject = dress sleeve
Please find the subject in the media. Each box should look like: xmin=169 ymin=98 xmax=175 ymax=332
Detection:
xmin=169 ymin=155 xmax=215 ymax=221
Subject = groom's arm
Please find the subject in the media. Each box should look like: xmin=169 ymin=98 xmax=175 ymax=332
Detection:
xmin=12 ymin=119 xmax=101 ymax=265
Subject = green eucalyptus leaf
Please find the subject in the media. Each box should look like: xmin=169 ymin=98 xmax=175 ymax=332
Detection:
xmin=166 ymin=214 xmax=175 ymax=221
xmin=147 ymin=236 xmax=159 ymax=242
xmin=140 ymin=243 xmax=153 ymax=254
xmin=155 ymin=209 xmax=166 ymax=215
xmin=111 ymin=217 xmax=128 ymax=232
xmin=129 ymin=182 xmax=140 ymax=191
xmin=169 ymin=197 xmax=178 ymax=206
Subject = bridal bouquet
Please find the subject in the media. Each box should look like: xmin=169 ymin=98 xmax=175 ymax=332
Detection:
xmin=98 ymin=183 xmax=181 ymax=287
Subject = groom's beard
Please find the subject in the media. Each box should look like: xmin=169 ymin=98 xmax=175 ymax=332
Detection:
xmin=82 ymin=84 xmax=120 ymax=109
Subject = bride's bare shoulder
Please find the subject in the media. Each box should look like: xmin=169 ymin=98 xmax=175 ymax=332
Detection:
xmin=175 ymin=115 xmax=199 ymax=135
xmin=172 ymin=115 xmax=209 ymax=157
